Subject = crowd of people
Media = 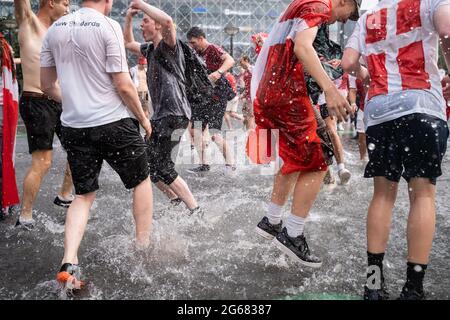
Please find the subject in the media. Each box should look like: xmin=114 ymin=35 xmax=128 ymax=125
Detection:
xmin=1 ymin=0 xmax=450 ymax=300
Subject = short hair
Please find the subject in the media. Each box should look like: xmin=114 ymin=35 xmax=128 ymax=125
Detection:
xmin=240 ymin=55 xmax=250 ymax=62
xmin=187 ymin=26 xmax=206 ymax=40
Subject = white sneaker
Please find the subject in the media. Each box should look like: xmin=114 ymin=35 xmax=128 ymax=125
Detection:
xmin=338 ymin=168 xmax=351 ymax=185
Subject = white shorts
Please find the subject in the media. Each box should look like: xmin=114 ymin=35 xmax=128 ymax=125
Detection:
xmin=356 ymin=109 xmax=365 ymax=133
xmin=226 ymin=96 xmax=239 ymax=113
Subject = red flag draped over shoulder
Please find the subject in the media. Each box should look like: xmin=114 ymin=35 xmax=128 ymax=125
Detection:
xmin=1 ymin=33 xmax=20 ymax=209
xmin=246 ymin=0 xmax=332 ymax=174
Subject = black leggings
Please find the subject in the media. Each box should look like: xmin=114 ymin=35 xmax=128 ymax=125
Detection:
xmin=147 ymin=116 xmax=189 ymax=185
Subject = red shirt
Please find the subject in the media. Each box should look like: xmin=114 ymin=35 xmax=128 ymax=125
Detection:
xmin=199 ymin=44 xmax=225 ymax=73
xmin=243 ymin=67 xmax=253 ymax=100
xmin=225 ymin=73 xmax=237 ymax=93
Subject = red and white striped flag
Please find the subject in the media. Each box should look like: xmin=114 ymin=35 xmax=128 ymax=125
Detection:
xmin=1 ymin=32 xmax=19 ymax=209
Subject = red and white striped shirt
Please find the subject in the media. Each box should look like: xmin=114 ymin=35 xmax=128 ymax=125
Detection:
xmin=346 ymin=0 xmax=449 ymax=125
xmin=251 ymin=0 xmax=332 ymax=103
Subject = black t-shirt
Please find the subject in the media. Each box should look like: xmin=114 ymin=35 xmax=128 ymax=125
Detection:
xmin=141 ymin=40 xmax=191 ymax=120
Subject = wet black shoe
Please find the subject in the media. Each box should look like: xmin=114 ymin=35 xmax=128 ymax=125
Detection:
xmin=364 ymin=283 xmax=390 ymax=300
xmin=398 ymin=285 xmax=425 ymax=300
xmin=15 ymin=217 xmax=35 ymax=230
xmin=170 ymin=198 xmax=183 ymax=206
xmin=188 ymin=207 xmax=204 ymax=217
xmin=273 ymin=228 xmax=322 ymax=268
xmin=187 ymin=164 xmax=210 ymax=174
xmin=255 ymin=216 xmax=282 ymax=240
xmin=54 ymin=195 xmax=73 ymax=208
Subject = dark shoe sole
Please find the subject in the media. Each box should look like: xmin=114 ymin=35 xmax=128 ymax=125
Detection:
xmin=273 ymin=238 xmax=322 ymax=268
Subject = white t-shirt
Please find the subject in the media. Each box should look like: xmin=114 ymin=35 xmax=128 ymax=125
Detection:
xmin=345 ymin=0 xmax=450 ymax=127
xmin=41 ymin=7 xmax=133 ymax=128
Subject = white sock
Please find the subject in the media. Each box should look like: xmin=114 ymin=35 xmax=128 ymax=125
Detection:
xmin=337 ymin=163 xmax=345 ymax=172
xmin=266 ymin=202 xmax=282 ymax=225
xmin=286 ymin=214 xmax=306 ymax=238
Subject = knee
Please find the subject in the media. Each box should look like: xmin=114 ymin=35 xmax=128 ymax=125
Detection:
xmin=32 ymin=158 xmax=52 ymax=174
xmin=75 ymin=192 xmax=96 ymax=203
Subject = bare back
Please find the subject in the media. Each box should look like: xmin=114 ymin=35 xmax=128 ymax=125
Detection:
xmin=15 ymin=0 xmax=50 ymax=93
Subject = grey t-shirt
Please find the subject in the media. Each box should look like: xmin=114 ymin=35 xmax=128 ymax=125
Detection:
xmin=140 ymin=41 xmax=191 ymax=121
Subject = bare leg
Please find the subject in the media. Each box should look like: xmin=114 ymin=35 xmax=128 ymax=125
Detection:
xmin=407 ymin=178 xmax=436 ymax=264
xmin=224 ymin=112 xmax=233 ymax=130
xmin=326 ymin=117 xmax=345 ymax=165
xmin=169 ymin=176 xmax=198 ymax=210
xmin=291 ymin=170 xmax=327 ymax=218
xmin=358 ymin=133 xmax=367 ymax=160
xmin=191 ymin=127 xmax=209 ymax=165
xmin=271 ymin=170 xmax=299 ymax=206
xmin=230 ymin=111 xmax=244 ymax=121
xmin=211 ymin=133 xmax=234 ymax=166
xmin=244 ymin=116 xmax=256 ymax=131
xmin=59 ymin=163 xmax=73 ymax=199
xmin=155 ymin=181 xmax=178 ymax=200
xmin=61 ymin=192 xmax=96 ymax=265
xmin=20 ymin=150 xmax=53 ymax=220
xmin=132 ymin=178 xmax=153 ymax=249
xmin=367 ymin=177 xmax=399 ymax=254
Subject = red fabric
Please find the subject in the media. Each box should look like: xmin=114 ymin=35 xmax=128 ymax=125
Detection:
xmin=280 ymin=0 xmax=332 ymax=22
xmin=397 ymin=0 xmax=421 ymax=35
xmin=1 ymin=34 xmax=19 ymax=208
xmin=397 ymin=41 xmax=430 ymax=91
xmin=225 ymin=73 xmax=237 ymax=93
xmin=243 ymin=68 xmax=252 ymax=100
xmin=199 ymin=44 xmax=225 ymax=73
xmin=356 ymin=79 xmax=366 ymax=111
xmin=249 ymin=0 xmax=332 ymax=174
xmin=367 ymin=53 xmax=388 ymax=99
xmin=366 ymin=9 xmax=387 ymax=44
xmin=251 ymin=33 xmax=268 ymax=56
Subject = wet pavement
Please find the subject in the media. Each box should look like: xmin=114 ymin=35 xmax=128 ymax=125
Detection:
xmin=1 ymin=127 xmax=449 ymax=300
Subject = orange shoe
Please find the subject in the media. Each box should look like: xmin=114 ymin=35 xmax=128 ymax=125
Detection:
xmin=56 ymin=263 xmax=85 ymax=290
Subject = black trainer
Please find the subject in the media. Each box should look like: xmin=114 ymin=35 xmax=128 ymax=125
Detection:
xmin=188 ymin=207 xmax=204 ymax=217
xmin=364 ymin=283 xmax=390 ymax=300
xmin=255 ymin=216 xmax=282 ymax=240
xmin=170 ymin=198 xmax=183 ymax=206
xmin=53 ymin=195 xmax=73 ymax=208
xmin=398 ymin=284 xmax=425 ymax=300
xmin=273 ymin=227 xmax=322 ymax=268
xmin=187 ymin=164 xmax=210 ymax=174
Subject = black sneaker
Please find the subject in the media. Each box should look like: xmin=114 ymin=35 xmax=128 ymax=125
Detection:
xmin=170 ymin=198 xmax=183 ymax=206
xmin=398 ymin=285 xmax=425 ymax=300
xmin=187 ymin=164 xmax=210 ymax=174
xmin=273 ymin=228 xmax=322 ymax=268
xmin=188 ymin=207 xmax=204 ymax=217
xmin=364 ymin=283 xmax=390 ymax=300
xmin=255 ymin=216 xmax=282 ymax=240
xmin=53 ymin=195 xmax=73 ymax=208
xmin=15 ymin=217 xmax=35 ymax=230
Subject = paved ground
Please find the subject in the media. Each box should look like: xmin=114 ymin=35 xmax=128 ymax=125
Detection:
xmin=1 ymin=126 xmax=449 ymax=300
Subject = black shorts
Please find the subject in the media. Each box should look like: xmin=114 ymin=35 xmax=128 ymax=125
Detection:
xmin=191 ymin=97 xmax=227 ymax=131
xmin=19 ymin=95 xmax=62 ymax=154
xmin=147 ymin=116 xmax=189 ymax=185
xmin=364 ymin=113 xmax=449 ymax=185
xmin=60 ymin=118 xmax=149 ymax=195
xmin=319 ymin=104 xmax=329 ymax=120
